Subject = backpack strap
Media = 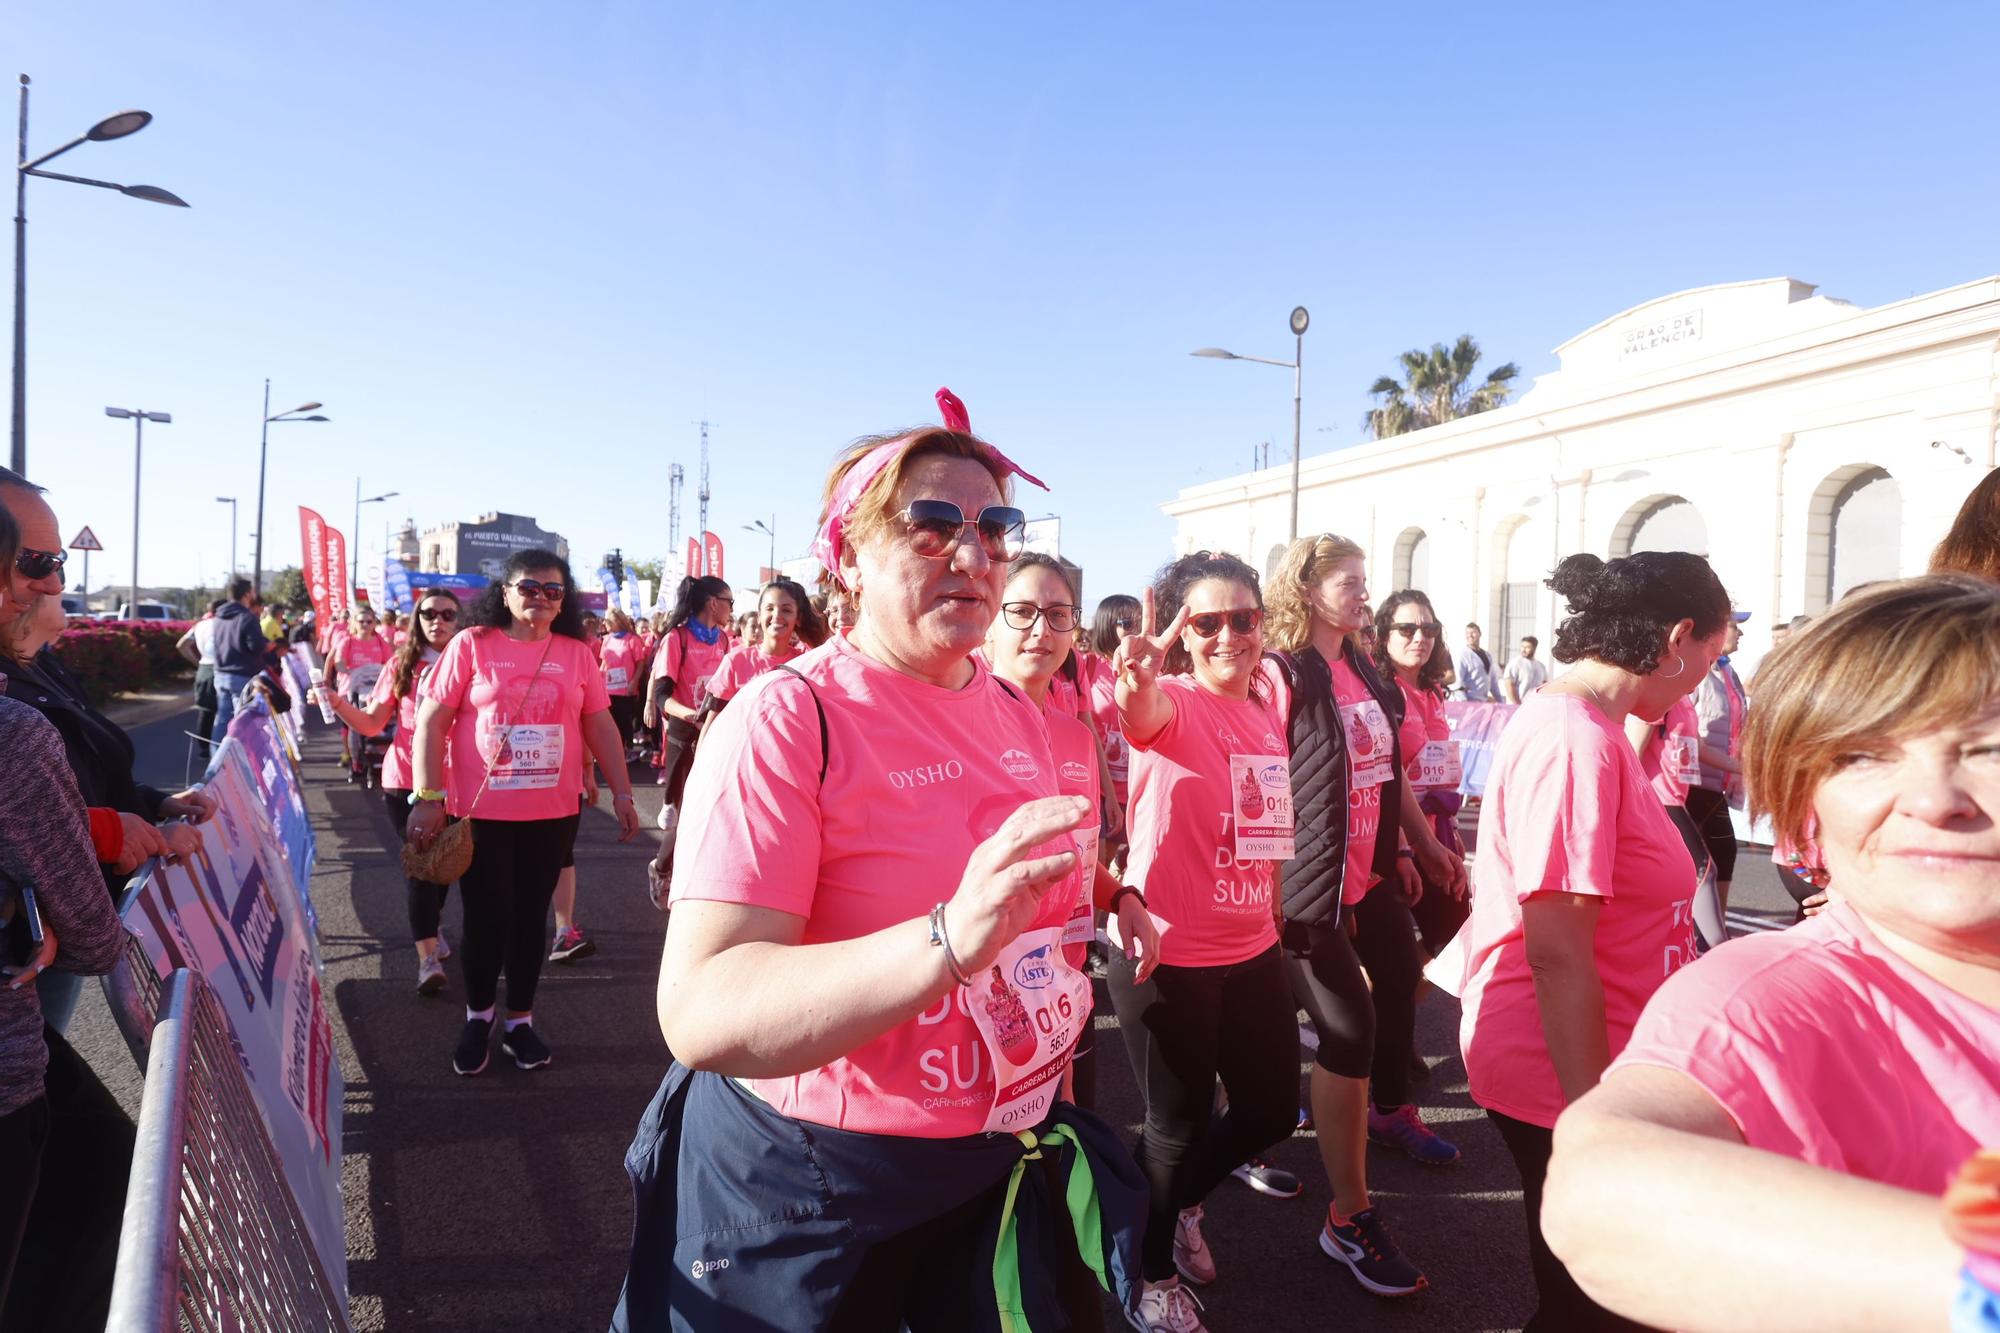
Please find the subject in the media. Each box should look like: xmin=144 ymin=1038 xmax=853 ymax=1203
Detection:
xmin=771 ymin=665 xmax=829 ymax=784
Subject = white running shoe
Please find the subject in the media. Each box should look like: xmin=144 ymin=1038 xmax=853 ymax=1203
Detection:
xmin=1126 ymin=1278 xmax=1208 ymax=1332
xmin=415 ymin=952 xmax=446 ymax=996
xmin=1172 ymin=1204 xmax=1216 ymax=1285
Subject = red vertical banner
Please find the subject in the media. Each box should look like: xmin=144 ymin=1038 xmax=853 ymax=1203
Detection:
xmin=702 ymin=531 xmax=725 ymax=582
xmin=686 ymin=536 xmax=703 ymax=578
xmin=323 ymin=526 xmax=349 ymax=627
xmin=298 ymin=508 xmax=333 ymax=626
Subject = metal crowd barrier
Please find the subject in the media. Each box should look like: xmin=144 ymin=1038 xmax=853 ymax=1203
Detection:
xmin=106 ymin=968 xmax=350 ymax=1333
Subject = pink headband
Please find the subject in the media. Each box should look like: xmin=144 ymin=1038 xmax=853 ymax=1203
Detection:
xmin=810 ymin=388 xmax=1048 ymax=587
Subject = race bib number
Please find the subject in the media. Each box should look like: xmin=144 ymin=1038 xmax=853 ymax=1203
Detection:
xmin=1230 ymin=753 xmax=1295 ymax=861
xmin=1103 ymin=728 xmax=1129 ymax=783
xmin=1417 ymin=739 xmax=1462 ymax=789
xmin=1340 ymin=699 xmax=1396 ymax=787
xmin=606 ymin=666 xmax=629 ymax=693
xmin=483 ymin=722 xmax=564 ymax=790
xmin=966 ymin=924 xmax=1092 ymax=1134
xmin=1668 ymin=735 xmax=1701 ymax=788
xmin=1062 ymin=825 xmax=1099 ymax=947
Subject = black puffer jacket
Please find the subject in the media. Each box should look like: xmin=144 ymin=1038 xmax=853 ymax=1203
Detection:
xmin=1270 ymin=641 xmax=1407 ymax=930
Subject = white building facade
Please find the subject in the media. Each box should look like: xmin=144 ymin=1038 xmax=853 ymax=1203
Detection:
xmin=1164 ymin=276 xmax=2000 ymax=661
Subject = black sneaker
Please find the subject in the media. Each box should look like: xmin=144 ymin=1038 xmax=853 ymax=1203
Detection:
xmin=452 ymin=1017 xmax=492 ymax=1076
xmin=1319 ymin=1204 xmax=1427 ymax=1296
xmin=501 ymin=1022 xmax=553 ymax=1070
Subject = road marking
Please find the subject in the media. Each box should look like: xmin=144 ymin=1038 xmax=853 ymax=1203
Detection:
xmin=1725 ymin=911 xmax=1785 ymax=933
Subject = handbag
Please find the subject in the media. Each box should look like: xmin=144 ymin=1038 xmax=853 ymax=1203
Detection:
xmin=400 ymin=632 xmax=557 ymax=885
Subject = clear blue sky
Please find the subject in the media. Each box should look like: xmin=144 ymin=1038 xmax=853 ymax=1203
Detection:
xmin=19 ymin=1 xmax=2000 ymax=606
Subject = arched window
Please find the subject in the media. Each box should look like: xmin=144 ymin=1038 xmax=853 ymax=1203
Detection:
xmin=1265 ymin=543 xmax=1288 ymax=582
xmin=1493 ymin=515 xmax=1545 ymax=650
xmin=1392 ymin=526 xmax=1430 ymax=590
xmin=1612 ymin=495 xmax=1708 ymax=558
xmin=1828 ymin=467 xmax=1901 ymax=603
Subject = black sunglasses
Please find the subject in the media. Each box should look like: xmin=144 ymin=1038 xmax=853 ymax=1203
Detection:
xmin=1389 ymin=621 xmax=1443 ymax=638
xmin=14 ymin=547 xmax=65 ymax=585
xmin=1186 ymin=608 xmax=1263 ymax=638
xmin=509 ymin=579 xmax=565 ymax=602
xmin=418 ymin=607 xmax=458 ymax=622
xmin=1001 ymin=601 xmax=1079 ymax=634
xmin=898 ymin=500 xmax=1027 ymax=562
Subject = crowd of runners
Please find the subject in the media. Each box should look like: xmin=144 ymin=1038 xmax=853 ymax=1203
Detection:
xmin=299 ymin=396 xmax=1996 ymax=1332
xmin=15 ymin=398 xmax=1993 ymax=1331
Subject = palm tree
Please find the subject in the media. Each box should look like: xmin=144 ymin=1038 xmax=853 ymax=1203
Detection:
xmin=1365 ymin=334 xmax=1520 ymax=439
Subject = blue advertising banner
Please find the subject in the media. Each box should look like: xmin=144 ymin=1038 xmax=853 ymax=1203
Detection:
xmin=383 ymin=557 xmax=415 ymax=613
xmin=227 ymin=699 xmax=318 ymax=926
xmin=120 ymin=713 xmax=345 ymax=1287
xmin=404 ymin=571 xmax=489 ymax=598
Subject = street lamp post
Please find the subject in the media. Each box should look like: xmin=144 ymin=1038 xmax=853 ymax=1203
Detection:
xmin=216 ymin=495 xmax=237 ymax=576
xmin=13 ymin=76 xmax=188 ymax=477
xmin=105 ymin=405 xmax=170 ymax=615
xmin=252 ymin=379 xmax=328 ymax=593
xmin=745 ymin=516 xmax=776 ymax=580
xmin=1192 ymin=305 xmax=1311 ymax=541
xmin=353 ymin=481 xmax=398 ymax=588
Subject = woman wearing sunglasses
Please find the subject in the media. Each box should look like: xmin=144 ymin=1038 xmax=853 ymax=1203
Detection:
xmin=317 ymin=588 xmax=464 ymax=996
xmin=616 ymin=403 xmax=1145 ymax=1332
xmin=641 ymin=574 xmax=733 ymax=906
xmin=1104 ymin=551 xmax=1300 ymax=1330
xmin=1372 ymin=590 xmax=1472 ymax=959
xmin=327 ymin=607 xmax=393 ymax=785
xmin=1263 ymin=536 xmax=1467 ymax=1300
xmin=984 ymin=553 xmax=1162 ymax=1114
xmin=408 ymin=552 xmax=640 ymax=1075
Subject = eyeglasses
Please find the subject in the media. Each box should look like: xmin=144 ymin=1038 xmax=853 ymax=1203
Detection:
xmin=1186 ymin=608 xmax=1264 ymax=638
xmin=14 ymin=547 xmax=65 ymax=585
xmin=897 ymin=500 xmax=1027 ymax=562
xmin=1001 ymin=601 xmax=1079 ymax=633
xmin=711 ymin=594 xmax=735 ymax=607
xmin=418 ymin=607 xmax=457 ymax=622
xmin=509 ymin=579 xmax=565 ymax=602
xmin=1389 ymin=621 xmax=1443 ymax=639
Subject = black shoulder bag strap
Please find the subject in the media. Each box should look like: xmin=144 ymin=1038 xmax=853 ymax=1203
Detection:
xmin=771 ymin=665 xmax=829 ymax=784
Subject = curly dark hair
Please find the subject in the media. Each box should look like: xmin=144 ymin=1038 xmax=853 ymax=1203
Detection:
xmin=1547 ymin=551 xmax=1730 ymax=674
xmin=1372 ymin=590 xmax=1451 ymax=695
xmin=763 ymin=577 xmax=830 ymax=649
xmin=1090 ymin=594 xmax=1140 ymax=656
xmin=1151 ymin=550 xmax=1267 ymax=701
xmin=464 ymin=549 xmax=588 ymax=640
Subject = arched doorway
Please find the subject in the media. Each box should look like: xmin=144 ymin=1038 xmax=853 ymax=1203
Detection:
xmin=1611 ymin=494 xmax=1708 ymax=558
xmin=1806 ymin=465 xmax=1901 ymax=610
xmin=1392 ymin=526 xmax=1430 ymax=590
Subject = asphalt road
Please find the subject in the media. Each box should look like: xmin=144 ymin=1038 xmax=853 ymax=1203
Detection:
xmin=66 ymin=699 xmax=1805 ymax=1333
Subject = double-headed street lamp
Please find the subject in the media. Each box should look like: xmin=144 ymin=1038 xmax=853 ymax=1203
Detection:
xmin=14 ymin=75 xmax=189 ymax=476
xmin=1192 ymin=305 xmax=1311 ymax=542
xmin=105 ymin=405 xmax=170 ymax=615
xmin=745 ymin=516 xmax=776 ymax=581
xmin=354 ymin=482 xmax=398 ymax=588
xmin=253 ymin=380 xmax=328 ymax=594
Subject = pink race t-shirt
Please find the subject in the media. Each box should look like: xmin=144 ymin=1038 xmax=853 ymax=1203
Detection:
xmin=423 ymin=628 xmax=611 ymax=822
xmin=668 ymin=635 xmax=1084 ymax=1139
xmin=1330 ymin=660 xmax=1397 ymax=904
xmin=370 ymin=648 xmax=441 ymax=792
xmin=1457 ymin=691 xmax=1699 ymax=1128
xmin=1081 ymin=655 xmax=1129 ymax=805
xmin=1612 ymin=901 xmax=2000 ymax=1194
xmin=599 ymin=632 xmax=644 ymax=697
xmin=1639 ymin=694 xmax=1702 ymax=808
xmin=706 ymin=643 xmax=804 ymax=702
xmin=1041 ymin=702 xmax=1101 ymax=970
xmin=651 ymin=626 xmax=727 ymax=709
xmin=1396 ymin=679 xmax=1451 ymax=790
xmin=1125 ymin=674 xmax=1287 ymax=967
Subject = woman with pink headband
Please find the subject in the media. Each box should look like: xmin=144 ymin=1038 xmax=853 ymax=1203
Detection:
xmin=612 ymin=396 xmax=1146 ymax=1331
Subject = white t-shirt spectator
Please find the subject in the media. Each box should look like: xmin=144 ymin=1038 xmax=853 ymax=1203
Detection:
xmin=192 ymin=617 xmax=218 ymax=666
xmin=1502 ymin=654 xmax=1548 ymax=701
xmin=1455 ymin=646 xmax=1500 ymax=702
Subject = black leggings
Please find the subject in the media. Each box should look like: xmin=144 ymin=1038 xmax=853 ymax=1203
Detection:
xmin=1105 ymin=945 xmax=1297 ymax=1283
xmin=384 ymin=789 xmax=453 ymax=942
xmin=1684 ymin=787 xmax=1739 ymax=883
xmin=0 ymin=1097 xmax=46 ymax=1315
xmin=609 ymin=695 xmax=640 ymax=748
xmin=1283 ymin=884 xmax=1425 ymax=1107
xmin=1488 ymin=1109 xmax=1656 ymax=1333
xmin=457 ymin=813 xmax=579 ymax=1013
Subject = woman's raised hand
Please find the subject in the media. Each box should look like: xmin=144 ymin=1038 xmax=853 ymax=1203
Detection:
xmin=941 ymin=796 xmax=1091 ymax=976
xmin=1112 ymin=587 xmax=1188 ymax=695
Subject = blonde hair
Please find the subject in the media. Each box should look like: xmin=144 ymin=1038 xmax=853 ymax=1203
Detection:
xmin=1743 ymin=574 xmax=2000 ymax=848
xmin=603 ymin=607 xmax=634 ymax=634
xmin=819 ymin=428 xmax=1015 ymax=561
xmin=1264 ymin=533 xmax=1367 ymax=653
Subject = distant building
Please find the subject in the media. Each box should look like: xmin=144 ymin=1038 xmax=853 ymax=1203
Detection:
xmin=390 ymin=520 xmax=421 ymax=566
xmin=418 ymin=512 xmax=568 ymax=579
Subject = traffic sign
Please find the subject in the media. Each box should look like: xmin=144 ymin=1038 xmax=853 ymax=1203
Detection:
xmin=69 ymin=526 xmax=103 ymax=552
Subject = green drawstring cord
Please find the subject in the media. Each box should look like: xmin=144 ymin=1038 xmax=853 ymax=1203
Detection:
xmin=993 ymin=1124 xmax=1110 ymax=1333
